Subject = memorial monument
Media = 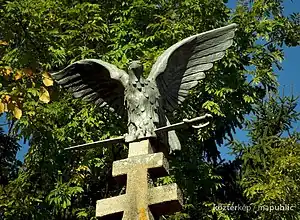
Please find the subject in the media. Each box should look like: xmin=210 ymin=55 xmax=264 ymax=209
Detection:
xmin=51 ymin=23 xmax=237 ymax=219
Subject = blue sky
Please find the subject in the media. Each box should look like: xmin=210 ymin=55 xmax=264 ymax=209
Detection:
xmin=221 ymin=0 xmax=300 ymax=160
xmin=1 ymin=0 xmax=299 ymax=161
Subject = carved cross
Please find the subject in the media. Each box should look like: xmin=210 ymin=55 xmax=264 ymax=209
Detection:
xmin=96 ymin=140 xmax=183 ymax=219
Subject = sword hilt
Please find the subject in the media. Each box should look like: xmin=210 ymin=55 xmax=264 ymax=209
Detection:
xmin=183 ymin=113 xmax=213 ymax=129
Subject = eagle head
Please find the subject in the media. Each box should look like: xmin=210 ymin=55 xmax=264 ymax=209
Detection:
xmin=128 ymin=60 xmax=143 ymax=79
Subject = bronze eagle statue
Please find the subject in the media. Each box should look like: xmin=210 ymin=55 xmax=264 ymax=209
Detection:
xmin=51 ymin=23 xmax=237 ymax=152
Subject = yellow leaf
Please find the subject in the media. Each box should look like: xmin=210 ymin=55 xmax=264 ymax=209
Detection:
xmin=39 ymin=86 xmax=50 ymax=103
xmin=1 ymin=67 xmax=12 ymax=80
xmin=76 ymin=165 xmax=89 ymax=172
xmin=4 ymin=95 xmax=11 ymax=102
xmin=5 ymin=66 xmax=12 ymax=76
xmin=14 ymin=70 xmax=23 ymax=80
xmin=0 ymin=102 xmax=4 ymax=113
xmin=42 ymin=72 xmax=53 ymax=86
xmin=0 ymin=40 xmax=8 ymax=46
xmin=13 ymin=106 xmax=22 ymax=119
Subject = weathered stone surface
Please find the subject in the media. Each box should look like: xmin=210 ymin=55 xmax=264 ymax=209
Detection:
xmin=128 ymin=139 xmax=153 ymax=156
xmin=149 ymin=184 xmax=183 ymax=216
xmin=96 ymin=195 xmax=126 ymax=217
xmin=112 ymin=152 xmax=169 ymax=178
xmin=96 ymin=139 xmax=183 ymax=219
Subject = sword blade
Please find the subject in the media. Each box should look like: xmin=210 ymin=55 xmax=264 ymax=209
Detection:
xmin=154 ymin=121 xmax=187 ymax=133
xmin=64 ymin=115 xmax=212 ymax=151
xmin=64 ymin=136 xmax=125 ymax=150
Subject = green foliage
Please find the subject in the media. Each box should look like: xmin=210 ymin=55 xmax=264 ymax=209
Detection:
xmin=0 ymin=0 xmax=299 ymax=219
xmin=46 ymin=177 xmax=84 ymax=212
xmin=0 ymin=127 xmax=21 ymax=186
xmin=231 ymin=94 xmax=300 ymax=219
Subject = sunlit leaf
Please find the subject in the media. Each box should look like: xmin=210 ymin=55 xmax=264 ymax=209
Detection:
xmin=14 ymin=70 xmax=23 ymax=80
xmin=1 ymin=67 xmax=12 ymax=80
xmin=0 ymin=102 xmax=5 ymax=113
xmin=4 ymin=95 xmax=11 ymax=102
xmin=13 ymin=105 xmax=22 ymax=119
xmin=0 ymin=40 xmax=8 ymax=45
xmin=42 ymin=72 xmax=54 ymax=86
xmin=39 ymin=86 xmax=50 ymax=103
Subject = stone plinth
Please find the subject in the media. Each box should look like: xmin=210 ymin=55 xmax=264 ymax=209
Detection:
xmin=96 ymin=139 xmax=183 ymax=219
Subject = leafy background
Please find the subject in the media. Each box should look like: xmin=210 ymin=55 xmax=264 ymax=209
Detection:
xmin=0 ymin=0 xmax=299 ymax=219
xmin=1 ymin=0 xmax=298 ymax=163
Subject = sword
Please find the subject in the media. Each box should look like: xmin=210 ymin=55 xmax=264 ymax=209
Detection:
xmin=64 ymin=114 xmax=212 ymax=151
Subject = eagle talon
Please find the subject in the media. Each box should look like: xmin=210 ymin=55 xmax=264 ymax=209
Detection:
xmin=124 ymin=133 xmax=136 ymax=143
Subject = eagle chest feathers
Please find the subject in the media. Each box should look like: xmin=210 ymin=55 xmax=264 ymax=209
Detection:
xmin=124 ymin=78 xmax=160 ymax=139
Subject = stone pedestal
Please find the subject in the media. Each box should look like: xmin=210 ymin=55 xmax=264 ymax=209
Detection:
xmin=96 ymin=139 xmax=183 ymax=219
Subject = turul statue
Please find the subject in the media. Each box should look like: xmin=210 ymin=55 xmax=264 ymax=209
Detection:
xmin=51 ymin=23 xmax=237 ymax=153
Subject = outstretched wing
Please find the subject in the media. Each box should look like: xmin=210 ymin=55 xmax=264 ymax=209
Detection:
xmin=51 ymin=59 xmax=129 ymax=115
xmin=147 ymin=23 xmax=237 ymax=111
